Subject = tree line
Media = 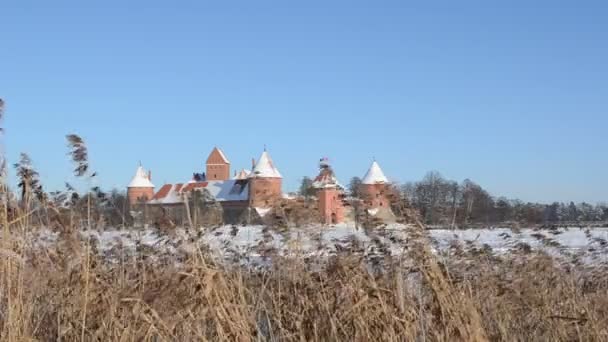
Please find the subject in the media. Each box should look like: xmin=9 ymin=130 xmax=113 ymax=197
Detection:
xmin=303 ymin=171 xmax=607 ymax=227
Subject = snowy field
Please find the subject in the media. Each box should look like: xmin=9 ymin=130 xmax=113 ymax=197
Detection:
xmin=26 ymin=224 xmax=608 ymax=266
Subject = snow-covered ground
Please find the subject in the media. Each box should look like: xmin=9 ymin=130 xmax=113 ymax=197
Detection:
xmin=25 ymin=224 xmax=608 ymax=266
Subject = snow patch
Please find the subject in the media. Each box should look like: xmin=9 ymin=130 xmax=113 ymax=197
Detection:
xmin=255 ymin=207 xmax=272 ymax=217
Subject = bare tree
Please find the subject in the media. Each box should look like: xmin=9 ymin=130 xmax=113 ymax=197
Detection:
xmin=299 ymin=176 xmax=315 ymax=198
xmin=348 ymin=177 xmax=363 ymax=198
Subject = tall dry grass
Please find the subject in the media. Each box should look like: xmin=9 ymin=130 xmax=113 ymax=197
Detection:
xmin=1 ymin=215 xmax=608 ymax=341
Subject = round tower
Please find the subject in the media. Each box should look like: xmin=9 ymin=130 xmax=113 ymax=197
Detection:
xmin=127 ymin=165 xmax=155 ymax=206
xmin=359 ymin=161 xmax=390 ymax=209
xmin=248 ymin=150 xmax=282 ymax=208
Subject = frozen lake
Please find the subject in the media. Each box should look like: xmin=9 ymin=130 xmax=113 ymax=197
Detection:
xmin=25 ymin=224 xmax=608 ymax=265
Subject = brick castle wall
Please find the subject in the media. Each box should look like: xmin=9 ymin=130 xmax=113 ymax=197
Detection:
xmin=128 ymin=187 xmax=155 ymax=206
xmin=249 ymin=178 xmax=282 ymax=208
xmin=359 ymin=183 xmax=389 ymax=209
xmin=318 ymin=188 xmax=344 ymax=224
xmin=206 ymin=163 xmax=230 ymax=181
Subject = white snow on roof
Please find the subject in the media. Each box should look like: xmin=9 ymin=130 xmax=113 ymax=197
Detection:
xmin=233 ymin=169 xmax=251 ymax=180
xmin=128 ymin=166 xmax=155 ymax=188
xmin=312 ymin=181 xmax=344 ymax=189
xmin=215 ymin=147 xmax=230 ymax=164
xmin=149 ymin=180 xmax=249 ymax=204
xmin=362 ymin=161 xmax=388 ymax=185
xmin=148 ymin=184 xmax=184 ymax=205
xmin=204 ymin=180 xmax=249 ymax=201
xmin=250 ymin=151 xmax=282 ymax=178
xmin=312 ymin=171 xmax=344 ymax=189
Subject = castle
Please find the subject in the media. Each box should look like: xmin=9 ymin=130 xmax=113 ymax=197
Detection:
xmin=127 ymin=147 xmax=392 ymax=224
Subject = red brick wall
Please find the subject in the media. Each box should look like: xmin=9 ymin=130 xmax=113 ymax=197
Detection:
xmin=206 ymin=148 xmax=230 ymax=181
xmin=128 ymin=187 xmax=155 ymax=206
xmin=318 ymin=188 xmax=344 ymax=224
xmin=359 ymin=184 xmax=389 ymax=209
xmin=248 ymin=178 xmax=282 ymax=207
xmin=206 ymin=163 xmax=230 ymax=181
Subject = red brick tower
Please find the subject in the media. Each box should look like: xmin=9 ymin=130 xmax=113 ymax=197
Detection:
xmin=312 ymin=158 xmax=344 ymax=224
xmin=359 ymin=161 xmax=390 ymax=209
xmin=127 ymin=164 xmax=155 ymax=206
xmin=248 ymin=150 xmax=282 ymax=208
xmin=206 ymin=147 xmax=230 ymax=181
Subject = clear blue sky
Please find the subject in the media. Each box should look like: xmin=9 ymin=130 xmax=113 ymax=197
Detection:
xmin=1 ymin=0 xmax=607 ymax=203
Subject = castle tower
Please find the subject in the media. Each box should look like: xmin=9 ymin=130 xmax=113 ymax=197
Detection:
xmin=312 ymin=158 xmax=345 ymax=224
xmin=206 ymin=147 xmax=230 ymax=181
xmin=248 ymin=150 xmax=282 ymax=208
xmin=127 ymin=164 xmax=155 ymax=206
xmin=359 ymin=160 xmax=390 ymax=209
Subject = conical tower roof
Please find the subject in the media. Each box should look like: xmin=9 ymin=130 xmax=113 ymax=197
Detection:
xmin=362 ymin=161 xmax=388 ymax=185
xmin=250 ymin=151 xmax=282 ymax=178
xmin=128 ymin=165 xmax=155 ymax=188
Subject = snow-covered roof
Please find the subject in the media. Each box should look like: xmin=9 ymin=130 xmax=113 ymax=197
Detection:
xmin=312 ymin=167 xmax=343 ymax=189
xmin=148 ymin=183 xmax=183 ymax=204
xmin=250 ymin=151 xmax=282 ymax=178
xmin=217 ymin=148 xmax=229 ymax=163
xmin=203 ymin=180 xmax=249 ymax=201
xmin=128 ymin=166 xmax=155 ymax=188
xmin=149 ymin=180 xmax=249 ymax=204
xmin=362 ymin=161 xmax=388 ymax=185
xmin=233 ymin=169 xmax=251 ymax=180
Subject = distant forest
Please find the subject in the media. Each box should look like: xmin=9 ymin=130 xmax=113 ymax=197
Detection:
xmin=303 ymin=171 xmax=608 ymax=228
